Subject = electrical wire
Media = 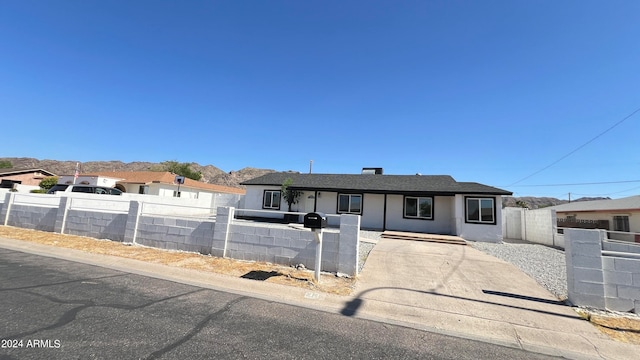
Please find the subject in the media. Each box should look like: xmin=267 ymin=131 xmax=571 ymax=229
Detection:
xmin=506 ymin=106 xmax=640 ymax=187
xmin=507 ymin=179 xmax=640 ymax=187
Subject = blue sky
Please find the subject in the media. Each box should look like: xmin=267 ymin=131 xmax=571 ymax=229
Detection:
xmin=1 ymin=1 xmax=639 ymax=199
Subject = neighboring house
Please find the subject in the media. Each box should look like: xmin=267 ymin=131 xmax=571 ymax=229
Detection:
xmin=549 ymin=195 xmax=640 ymax=242
xmin=240 ymin=170 xmax=512 ymax=242
xmin=77 ymin=171 xmax=246 ymax=201
xmin=0 ymin=168 xmax=56 ymax=188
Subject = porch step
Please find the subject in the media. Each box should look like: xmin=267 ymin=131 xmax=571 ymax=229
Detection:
xmin=381 ymin=231 xmax=467 ymax=245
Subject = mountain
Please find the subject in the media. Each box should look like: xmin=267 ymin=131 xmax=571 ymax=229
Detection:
xmin=502 ymin=196 xmax=611 ymax=209
xmin=0 ymin=157 xmax=276 ymax=189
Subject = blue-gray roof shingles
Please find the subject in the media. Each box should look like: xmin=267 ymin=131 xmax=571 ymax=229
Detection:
xmin=241 ymin=173 xmax=512 ymax=196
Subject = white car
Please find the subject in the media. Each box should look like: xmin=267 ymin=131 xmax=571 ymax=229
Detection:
xmin=47 ymin=184 xmax=122 ymax=195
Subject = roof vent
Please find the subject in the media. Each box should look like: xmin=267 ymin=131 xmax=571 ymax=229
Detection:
xmin=362 ymin=167 xmax=383 ymax=175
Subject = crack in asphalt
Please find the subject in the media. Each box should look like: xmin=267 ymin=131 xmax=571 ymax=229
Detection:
xmin=0 ymin=274 xmax=127 ymax=292
xmin=4 ymin=288 xmax=208 ymax=339
xmin=144 ymin=296 xmax=249 ymax=360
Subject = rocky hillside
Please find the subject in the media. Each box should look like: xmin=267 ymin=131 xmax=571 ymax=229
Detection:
xmin=502 ymin=196 xmax=610 ymax=209
xmin=0 ymin=157 xmax=275 ymax=189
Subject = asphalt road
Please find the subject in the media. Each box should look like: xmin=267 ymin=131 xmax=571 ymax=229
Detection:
xmin=0 ymin=248 xmax=558 ymax=359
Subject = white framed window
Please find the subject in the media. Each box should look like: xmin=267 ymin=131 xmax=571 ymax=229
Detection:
xmin=465 ymin=197 xmax=495 ymax=224
xmin=338 ymin=194 xmax=362 ymax=214
xmin=404 ymin=196 xmax=433 ymax=219
xmin=613 ymin=215 xmax=630 ymax=232
xmin=263 ymin=190 xmax=281 ymax=209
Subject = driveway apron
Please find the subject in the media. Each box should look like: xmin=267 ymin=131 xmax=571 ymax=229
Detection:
xmin=352 ymin=238 xmax=633 ymax=358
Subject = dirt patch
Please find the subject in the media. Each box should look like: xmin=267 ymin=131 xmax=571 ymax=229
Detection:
xmin=576 ymin=308 xmax=640 ymax=345
xmin=0 ymin=226 xmax=355 ymax=296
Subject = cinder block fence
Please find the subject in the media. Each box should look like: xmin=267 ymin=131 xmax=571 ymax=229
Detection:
xmin=565 ymin=228 xmax=640 ymax=314
xmin=0 ymin=192 xmax=361 ymax=276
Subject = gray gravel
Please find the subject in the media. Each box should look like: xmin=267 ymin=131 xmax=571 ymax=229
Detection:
xmin=358 ymin=231 xmax=382 ymax=274
xmin=471 ymin=241 xmax=568 ymax=300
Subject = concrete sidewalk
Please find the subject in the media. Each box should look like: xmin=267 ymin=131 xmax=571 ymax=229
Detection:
xmin=1 ymin=236 xmax=637 ymax=359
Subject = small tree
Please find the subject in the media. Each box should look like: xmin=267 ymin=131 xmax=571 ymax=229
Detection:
xmin=515 ymin=200 xmax=530 ymax=209
xmin=0 ymin=160 xmax=11 ymax=169
xmin=39 ymin=176 xmax=58 ymax=191
xmin=281 ymin=178 xmax=302 ymax=212
xmin=153 ymin=161 xmax=203 ymax=181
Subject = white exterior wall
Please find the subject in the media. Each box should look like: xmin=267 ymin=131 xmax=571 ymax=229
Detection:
xmin=58 ymin=175 xmax=119 ymax=187
xmin=385 ymin=195 xmax=454 ymax=234
xmin=241 ymin=185 xmax=284 ymax=219
xmin=454 ymin=194 xmax=503 ymax=243
xmin=360 ymin=193 xmax=385 ymax=230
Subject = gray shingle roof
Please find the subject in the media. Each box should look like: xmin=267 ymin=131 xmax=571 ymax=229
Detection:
xmin=548 ymin=195 xmax=640 ymax=212
xmin=241 ymin=173 xmax=512 ymax=195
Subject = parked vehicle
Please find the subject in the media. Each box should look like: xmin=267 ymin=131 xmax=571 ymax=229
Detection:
xmin=47 ymin=184 xmax=122 ymax=195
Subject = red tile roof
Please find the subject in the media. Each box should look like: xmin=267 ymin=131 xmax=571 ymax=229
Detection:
xmin=85 ymin=171 xmax=245 ymax=195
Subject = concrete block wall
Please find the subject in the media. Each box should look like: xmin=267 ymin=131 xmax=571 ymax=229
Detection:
xmin=216 ymin=208 xmax=361 ymax=276
xmin=603 ymin=240 xmax=640 ymax=254
xmin=64 ymin=209 xmax=128 ymax=242
xmin=565 ymin=229 xmax=606 ymax=309
xmin=565 ymin=228 xmax=640 ymax=314
xmin=502 ymin=208 xmax=523 ymax=240
xmin=135 ymin=215 xmax=216 ymax=254
xmin=5 ymin=204 xmax=58 ymax=232
xmin=502 ymin=208 xmax=562 ymax=248
xmin=523 ymin=209 xmax=557 ymax=247
xmin=602 ymin=256 xmax=640 ymax=312
xmin=225 ymin=223 xmax=341 ymax=272
xmin=1 ymin=196 xmax=361 ymax=277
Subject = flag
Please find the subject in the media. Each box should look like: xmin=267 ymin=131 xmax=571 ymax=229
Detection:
xmin=73 ymin=162 xmax=79 ymax=184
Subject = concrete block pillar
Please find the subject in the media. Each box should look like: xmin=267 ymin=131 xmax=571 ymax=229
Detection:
xmin=338 ymin=214 xmax=360 ymax=276
xmin=124 ymin=201 xmax=142 ymax=243
xmin=53 ymin=196 xmax=71 ymax=234
xmin=212 ymin=206 xmax=234 ymax=258
xmin=1 ymin=192 xmax=15 ymax=226
xmin=565 ymin=229 xmax=606 ymax=308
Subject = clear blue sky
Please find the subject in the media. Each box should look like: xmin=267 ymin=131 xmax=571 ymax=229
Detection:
xmin=1 ymin=1 xmax=639 ymax=199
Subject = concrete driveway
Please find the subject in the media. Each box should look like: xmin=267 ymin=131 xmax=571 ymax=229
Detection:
xmin=350 ymin=238 xmax=637 ymax=359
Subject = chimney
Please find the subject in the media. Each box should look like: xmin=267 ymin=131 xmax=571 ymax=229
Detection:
xmin=362 ymin=167 xmax=383 ymax=175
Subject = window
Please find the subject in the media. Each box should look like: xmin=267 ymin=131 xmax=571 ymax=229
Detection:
xmin=139 ymin=185 xmax=149 ymax=194
xmin=338 ymin=194 xmax=362 ymax=214
xmin=466 ymin=197 xmax=495 ymax=224
xmin=404 ymin=196 xmax=433 ymax=219
xmin=613 ymin=216 xmax=630 ymax=232
xmin=263 ymin=190 xmax=281 ymax=209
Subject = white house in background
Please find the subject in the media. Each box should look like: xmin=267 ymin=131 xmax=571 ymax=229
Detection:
xmin=549 ymin=195 xmax=640 ymax=242
xmin=58 ymin=175 xmax=119 ymax=188
xmin=73 ymin=171 xmax=246 ymax=201
xmin=240 ymin=169 xmax=512 ymax=242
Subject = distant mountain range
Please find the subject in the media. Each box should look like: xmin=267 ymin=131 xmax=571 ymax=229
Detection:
xmin=0 ymin=157 xmax=276 ymax=189
xmin=501 ymin=196 xmax=610 ymax=209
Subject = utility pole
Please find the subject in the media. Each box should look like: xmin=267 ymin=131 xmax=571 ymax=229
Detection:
xmin=309 ymin=160 xmax=313 ymax=174
xmin=568 ymin=192 xmax=571 ymax=203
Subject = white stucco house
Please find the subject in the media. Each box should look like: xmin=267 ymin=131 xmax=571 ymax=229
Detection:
xmin=80 ymin=171 xmax=246 ymax=201
xmin=240 ymin=171 xmax=512 ymax=242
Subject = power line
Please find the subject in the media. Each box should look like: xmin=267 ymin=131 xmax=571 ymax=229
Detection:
xmin=506 ymin=105 xmax=640 ymax=187
xmin=572 ymin=184 xmax=640 ymax=197
xmin=507 ymin=179 xmax=640 ymax=187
